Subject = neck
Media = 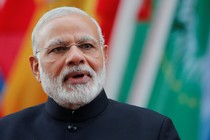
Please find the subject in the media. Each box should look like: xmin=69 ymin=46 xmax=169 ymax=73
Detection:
xmin=59 ymin=102 xmax=85 ymax=110
xmin=68 ymin=103 xmax=84 ymax=110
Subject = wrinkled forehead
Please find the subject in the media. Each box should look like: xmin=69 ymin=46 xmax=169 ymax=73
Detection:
xmin=37 ymin=14 xmax=100 ymax=47
xmin=38 ymin=13 xmax=98 ymax=34
xmin=46 ymin=35 xmax=99 ymax=48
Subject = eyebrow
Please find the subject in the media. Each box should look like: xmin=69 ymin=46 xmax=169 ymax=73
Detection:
xmin=77 ymin=35 xmax=98 ymax=46
xmin=47 ymin=39 xmax=68 ymax=49
xmin=47 ymin=35 xmax=99 ymax=49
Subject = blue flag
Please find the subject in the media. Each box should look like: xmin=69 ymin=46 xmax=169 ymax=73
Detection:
xmin=0 ymin=71 xmax=4 ymax=94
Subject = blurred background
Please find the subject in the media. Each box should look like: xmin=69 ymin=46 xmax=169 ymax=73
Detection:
xmin=0 ymin=0 xmax=209 ymax=139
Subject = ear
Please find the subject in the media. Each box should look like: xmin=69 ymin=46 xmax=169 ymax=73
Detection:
xmin=29 ymin=55 xmax=41 ymax=82
xmin=103 ymin=45 xmax=108 ymax=64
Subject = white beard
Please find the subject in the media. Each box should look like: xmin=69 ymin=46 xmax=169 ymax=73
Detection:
xmin=39 ymin=63 xmax=106 ymax=109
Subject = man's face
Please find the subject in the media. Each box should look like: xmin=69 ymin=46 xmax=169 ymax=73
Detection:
xmin=30 ymin=14 xmax=107 ymax=108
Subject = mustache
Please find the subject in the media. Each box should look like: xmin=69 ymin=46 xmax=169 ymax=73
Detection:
xmin=60 ymin=65 xmax=95 ymax=81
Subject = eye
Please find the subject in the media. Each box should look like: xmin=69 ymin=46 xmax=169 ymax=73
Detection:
xmin=49 ymin=46 xmax=69 ymax=53
xmin=78 ymin=43 xmax=94 ymax=50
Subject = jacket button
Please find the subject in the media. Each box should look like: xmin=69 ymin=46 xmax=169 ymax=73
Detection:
xmin=67 ymin=125 xmax=77 ymax=132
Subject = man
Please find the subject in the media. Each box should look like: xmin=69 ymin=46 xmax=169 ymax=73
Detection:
xmin=0 ymin=7 xmax=180 ymax=140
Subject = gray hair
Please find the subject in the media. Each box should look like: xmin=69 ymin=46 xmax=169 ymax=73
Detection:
xmin=31 ymin=7 xmax=105 ymax=54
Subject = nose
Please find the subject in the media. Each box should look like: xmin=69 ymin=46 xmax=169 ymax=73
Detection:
xmin=65 ymin=45 xmax=85 ymax=66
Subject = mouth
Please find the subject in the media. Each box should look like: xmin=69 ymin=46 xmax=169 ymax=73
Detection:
xmin=64 ymin=71 xmax=92 ymax=84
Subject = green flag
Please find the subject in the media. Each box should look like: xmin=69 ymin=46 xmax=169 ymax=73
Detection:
xmin=117 ymin=0 xmax=159 ymax=102
xmin=148 ymin=0 xmax=210 ymax=140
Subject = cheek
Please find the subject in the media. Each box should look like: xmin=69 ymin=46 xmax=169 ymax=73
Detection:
xmin=40 ymin=59 xmax=64 ymax=77
xmin=86 ymin=53 xmax=104 ymax=72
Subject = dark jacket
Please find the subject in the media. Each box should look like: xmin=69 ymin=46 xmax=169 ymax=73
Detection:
xmin=0 ymin=90 xmax=180 ymax=140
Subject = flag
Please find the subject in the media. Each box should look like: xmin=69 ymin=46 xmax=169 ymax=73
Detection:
xmin=147 ymin=0 xmax=210 ymax=139
xmin=106 ymin=0 xmax=210 ymax=139
xmin=0 ymin=71 xmax=3 ymax=93
xmin=105 ymin=0 xmax=159 ymax=100
xmin=0 ymin=71 xmax=3 ymax=117
xmin=117 ymin=0 xmax=154 ymax=102
xmin=201 ymin=36 xmax=210 ymax=140
xmin=199 ymin=0 xmax=210 ymax=139
xmin=0 ymin=0 xmax=38 ymax=115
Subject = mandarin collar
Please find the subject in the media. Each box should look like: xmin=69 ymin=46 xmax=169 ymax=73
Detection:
xmin=45 ymin=89 xmax=109 ymax=122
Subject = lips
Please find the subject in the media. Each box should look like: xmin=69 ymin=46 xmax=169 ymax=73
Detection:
xmin=64 ymin=71 xmax=91 ymax=84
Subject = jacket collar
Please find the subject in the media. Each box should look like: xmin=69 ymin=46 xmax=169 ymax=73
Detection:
xmin=45 ymin=89 xmax=109 ymax=122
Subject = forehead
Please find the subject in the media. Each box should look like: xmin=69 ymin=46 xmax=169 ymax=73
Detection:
xmin=37 ymin=14 xmax=100 ymax=47
xmin=47 ymin=35 xmax=98 ymax=48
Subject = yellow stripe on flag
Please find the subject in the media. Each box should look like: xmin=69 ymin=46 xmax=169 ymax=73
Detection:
xmin=2 ymin=7 xmax=46 ymax=116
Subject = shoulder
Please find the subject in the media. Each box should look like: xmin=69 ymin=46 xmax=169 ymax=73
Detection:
xmin=107 ymin=99 xmax=171 ymax=127
xmin=106 ymin=100 xmax=180 ymax=139
xmin=0 ymin=103 xmax=46 ymax=139
xmin=108 ymin=99 xmax=165 ymax=119
xmin=0 ymin=103 xmax=45 ymax=126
